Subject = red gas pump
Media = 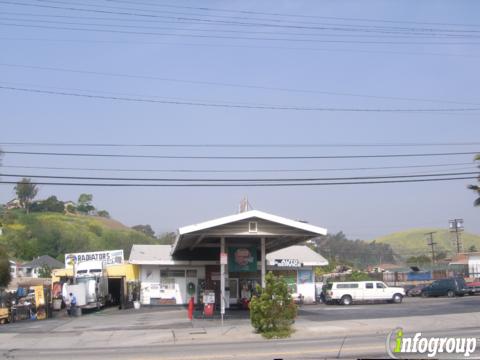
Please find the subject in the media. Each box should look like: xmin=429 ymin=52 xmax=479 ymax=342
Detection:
xmin=204 ymin=303 xmax=214 ymax=317
xmin=203 ymin=290 xmax=215 ymax=318
xmin=187 ymin=296 xmax=194 ymax=320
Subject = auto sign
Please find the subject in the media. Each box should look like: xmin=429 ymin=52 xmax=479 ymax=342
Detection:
xmin=274 ymin=259 xmax=302 ymax=267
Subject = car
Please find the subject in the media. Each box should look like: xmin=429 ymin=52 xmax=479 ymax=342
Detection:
xmin=421 ymin=277 xmax=468 ymax=298
xmin=324 ymin=281 xmax=405 ymax=305
xmin=407 ymin=284 xmax=426 ymax=297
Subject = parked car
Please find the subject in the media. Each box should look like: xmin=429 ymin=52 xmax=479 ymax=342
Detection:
xmin=403 ymin=284 xmax=415 ymax=295
xmin=324 ymin=281 xmax=405 ymax=305
xmin=407 ymin=284 xmax=426 ymax=297
xmin=465 ymin=281 xmax=480 ymax=295
xmin=421 ymin=277 xmax=468 ymax=298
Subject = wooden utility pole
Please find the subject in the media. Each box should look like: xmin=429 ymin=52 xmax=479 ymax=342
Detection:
xmin=425 ymin=232 xmax=437 ymax=265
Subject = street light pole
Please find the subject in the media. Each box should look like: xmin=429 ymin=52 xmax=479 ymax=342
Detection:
xmin=449 ymin=219 xmax=464 ymax=254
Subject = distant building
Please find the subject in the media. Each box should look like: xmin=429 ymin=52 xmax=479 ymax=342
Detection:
xmin=20 ymin=255 xmax=64 ymax=278
xmin=5 ymin=199 xmax=21 ymax=210
xmin=450 ymin=252 xmax=480 ymax=278
xmin=9 ymin=260 xmax=18 ymax=279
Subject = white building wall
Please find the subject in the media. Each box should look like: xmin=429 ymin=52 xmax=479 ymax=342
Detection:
xmin=139 ymin=265 xmax=204 ymax=305
xmin=297 ymin=268 xmax=315 ymax=304
xmin=468 ymin=256 xmax=480 ymax=276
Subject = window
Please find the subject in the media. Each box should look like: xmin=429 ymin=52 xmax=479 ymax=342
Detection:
xmin=365 ymin=283 xmax=374 ymax=289
xmin=337 ymin=283 xmax=359 ymax=289
xmin=186 ymin=269 xmax=197 ymax=278
xmin=160 ymin=277 xmax=175 ymax=290
xmin=248 ymin=221 xmax=258 ymax=233
xmin=376 ymin=283 xmax=386 ymax=289
xmin=161 ymin=270 xmax=185 ymax=277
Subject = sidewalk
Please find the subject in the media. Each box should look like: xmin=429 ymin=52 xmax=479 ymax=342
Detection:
xmin=1 ymin=309 xmax=479 ymax=351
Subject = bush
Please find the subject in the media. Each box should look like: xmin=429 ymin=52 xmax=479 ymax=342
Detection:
xmin=249 ymin=272 xmax=297 ymax=339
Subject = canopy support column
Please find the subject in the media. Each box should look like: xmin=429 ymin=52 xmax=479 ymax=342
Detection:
xmin=220 ymin=236 xmax=226 ymax=325
xmin=261 ymin=237 xmax=266 ymax=288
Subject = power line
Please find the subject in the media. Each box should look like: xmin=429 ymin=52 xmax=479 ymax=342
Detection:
xmin=5 ymin=16 xmax=477 ymax=40
xmin=4 ymin=22 xmax=480 ymax=45
xmin=0 ymin=162 xmax=474 ymax=174
xmin=0 ymin=176 xmax=476 ymax=187
xmin=2 ymin=85 xmax=480 ymax=112
xmin=1 ymin=150 xmax=479 ymax=160
xmin=2 ymin=63 xmax=479 ymax=106
xmin=2 ymin=1 xmax=479 ymax=38
xmin=3 ymin=37 xmax=478 ymax=59
xmin=0 ymin=171 xmax=477 ymax=182
xmin=11 ymin=0 xmax=480 ymax=36
xmin=99 ymin=0 xmax=480 ymax=29
xmin=2 ymin=141 xmax=480 ymax=148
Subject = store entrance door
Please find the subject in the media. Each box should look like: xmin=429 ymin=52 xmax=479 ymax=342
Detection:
xmin=228 ymin=278 xmax=239 ymax=305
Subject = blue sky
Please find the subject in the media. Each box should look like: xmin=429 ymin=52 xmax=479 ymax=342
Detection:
xmin=1 ymin=0 xmax=479 ymax=239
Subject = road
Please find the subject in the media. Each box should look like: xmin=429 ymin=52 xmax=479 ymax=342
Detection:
xmin=299 ymin=295 xmax=480 ymax=321
xmin=2 ymin=296 xmax=480 ymax=359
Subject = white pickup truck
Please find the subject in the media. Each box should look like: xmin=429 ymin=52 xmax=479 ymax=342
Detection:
xmin=324 ymin=281 xmax=405 ymax=305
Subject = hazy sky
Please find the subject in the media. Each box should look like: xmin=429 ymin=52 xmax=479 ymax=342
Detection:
xmin=1 ymin=0 xmax=479 ymax=239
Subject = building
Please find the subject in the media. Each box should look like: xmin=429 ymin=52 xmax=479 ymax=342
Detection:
xmin=129 ymin=209 xmax=328 ymax=306
xmin=450 ymin=252 xmax=480 ymax=278
xmin=20 ymin=255 xmax=64 ymax=278
xmin=266 ymin=245 xmax=328 ymax=303
xmin=9 ymin=260 xmax=18 ymax=279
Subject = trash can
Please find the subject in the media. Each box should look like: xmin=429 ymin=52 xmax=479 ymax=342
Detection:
xmin=73 ymin=307 xmax=82 ymax=317
xmin=133 ymin=301 xmax=141 ymax=310
xmin=53 ymin=299 xmax=62 ymax=311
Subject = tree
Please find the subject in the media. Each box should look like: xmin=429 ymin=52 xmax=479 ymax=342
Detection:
xmin=249 ymin=272 xmax=297 ymax=338
xmin=97 ymin=210 xmax=110 ymax=218
xmin=0 ymin=245 xmax=11 ymax=288
xmin=132 ymin=224 xmax=155 ymax=238
xmin=30 ymin=196 xmax=64 ymax=213
xmin=37 ymin=264 xmax=52 ymax=278
xmin=157 ymin=232 xmax=176 ymax=244
xmin=467 ymin=154 xmax=480 ymax=206
xmin=468 ymin=245 xmax=478 ymax=253
xmin=14 ymin=178 xmax=38 ymax=213
xmin=77 ymin=193 xmax=95 ymax=214
xmin=406 ymin=255 xmax=432 ymax=266
xmin=436 ymin=251 xmax=448 ymax=260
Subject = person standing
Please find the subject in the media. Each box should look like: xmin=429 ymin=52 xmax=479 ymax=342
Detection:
xmin=69 ymin=293 xmax=77 ymax=316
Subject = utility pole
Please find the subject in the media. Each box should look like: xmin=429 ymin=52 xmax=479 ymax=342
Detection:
xmin=449 ymin=219 xmax=464 ymax=254
xmin=425 ymin=232 xmax=437 ymax=265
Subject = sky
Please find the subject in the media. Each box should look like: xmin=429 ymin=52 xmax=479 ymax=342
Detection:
xmin=0 ymin=0 xmax=479 ymax=240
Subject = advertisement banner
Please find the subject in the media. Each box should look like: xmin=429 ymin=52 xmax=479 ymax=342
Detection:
xmin=33 ymin=285 xmax=46 ymax=320
xmin=298 ymin=270 xmax=313 ymax=284
xmin=65 ymin=250 xmax=124 ymax=267
xmin=228 ymin=247 xmax=257 ymax=272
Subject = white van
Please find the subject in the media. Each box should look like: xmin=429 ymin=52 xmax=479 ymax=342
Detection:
xmin=324 ymin=281 xmax=405 ymax=305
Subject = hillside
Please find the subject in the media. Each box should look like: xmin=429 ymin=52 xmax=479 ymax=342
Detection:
xmin=0 ymin=210 xmax=161 ymax=261
xmin=373 ymin=228 xmax=480 ymax=258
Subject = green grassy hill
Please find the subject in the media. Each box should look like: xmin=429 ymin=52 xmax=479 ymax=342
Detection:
xmin=373 ymin=228 xmax=480 ymax=258
xmin=0 ymin=210 xmax=161 ymax=261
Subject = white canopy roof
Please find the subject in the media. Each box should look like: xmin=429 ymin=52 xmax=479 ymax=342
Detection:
xmin=178 ymin=210 xmax=327 ymax=236
xmin=173 ymin=209 xmax=327 ymax=255
xmin=267 ymin=245 xmax=328 ymax=266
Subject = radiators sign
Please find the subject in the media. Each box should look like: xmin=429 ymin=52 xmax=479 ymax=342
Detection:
xmin=65 ymin=250 xmax=124 ymax=267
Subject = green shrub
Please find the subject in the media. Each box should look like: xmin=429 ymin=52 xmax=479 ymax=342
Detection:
xmin=249 ymin=272 xmax=297 ymax=338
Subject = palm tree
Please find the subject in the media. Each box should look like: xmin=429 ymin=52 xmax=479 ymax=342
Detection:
xmin=468 ymin=154 xmax=480 ymax=206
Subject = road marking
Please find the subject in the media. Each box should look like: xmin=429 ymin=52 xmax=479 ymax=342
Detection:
xmin=132 ymin=344 xmax=387 ymax=359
